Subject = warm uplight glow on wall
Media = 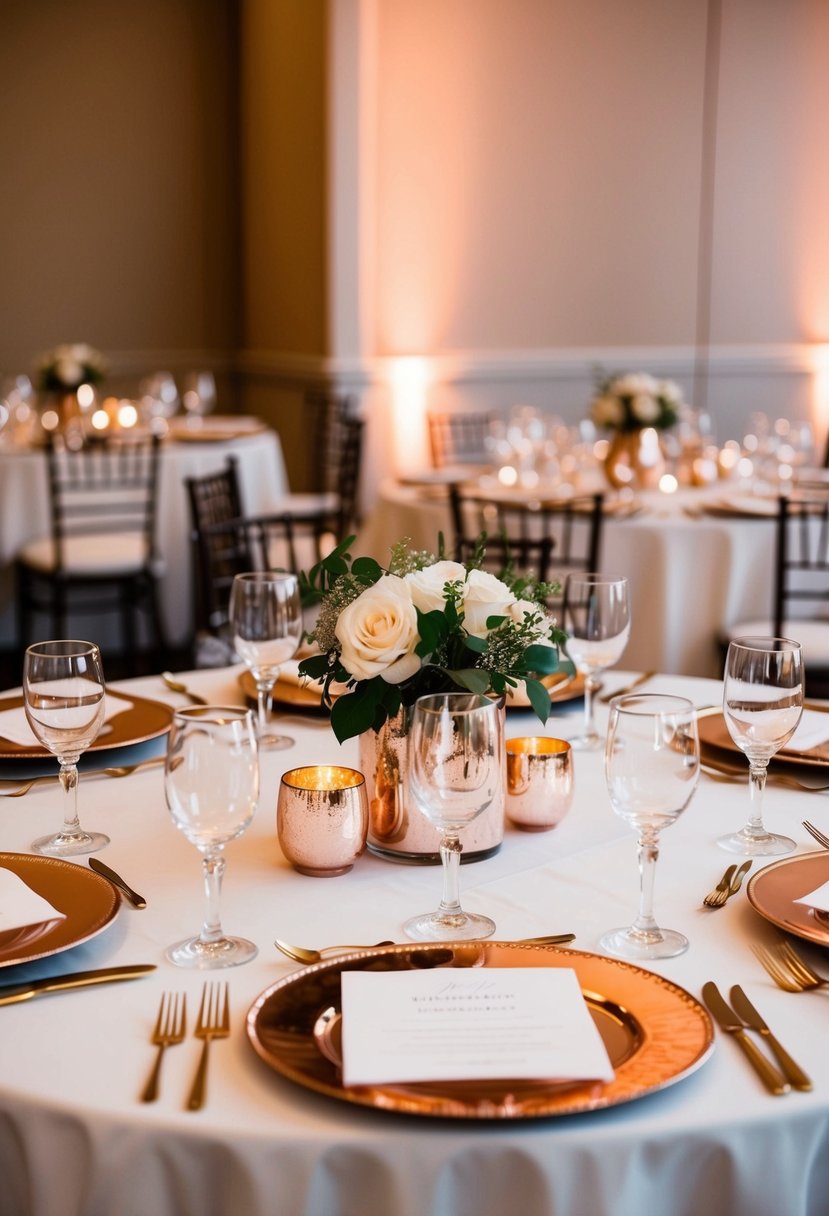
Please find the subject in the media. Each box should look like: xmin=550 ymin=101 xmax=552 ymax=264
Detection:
xmin=388 ymin=357 xmax=431 ymax=471
xmin=813 ymin=344 xmax=829 ymax=447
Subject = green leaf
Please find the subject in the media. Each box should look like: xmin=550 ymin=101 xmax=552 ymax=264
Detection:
xmin=298 ymin=654 xmax=329 ymax=680
xmin=524 ymin=677 xmax=551 ymax=723
xmin=485 ymin=613 xmax=508 ymax=630
xmin=524 ymin=643 xmax=560 ymax=674
xmin=415 ymin=608 xmax=447 ymax=655
xmin=463 ymin=634 xmax=486 ymax=654
xmin=330 ymin=689 xmax=381 ymax=743
xmin=351 ymin=556 xmax=383 ymax=584
xmin=447 ymin=668 xmax=490 ymax=694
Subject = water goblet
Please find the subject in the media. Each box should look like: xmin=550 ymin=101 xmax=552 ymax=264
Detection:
xmin=599 ymin=693 xmax=699 ymax=960
xmin=23 ymin=639 xmax=109 ymax=857
xmin=229 ymin=571 xmax=303 ymax=750
xmin=563 ymin=573 xmax=631 ymax=750
xmin=403 ymin=693 xmax=504 ymax=942
xmin=718 ymin=636 xmax=803 ymax=856
xmin=164 ymin=705 xmax=259 ymax=969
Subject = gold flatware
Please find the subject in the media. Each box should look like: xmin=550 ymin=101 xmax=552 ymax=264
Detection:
xmin=703 ymin=865 xmax=737 ymax=908
xmin=0 ymin=756 xmax=164 ymax=798
xmin=89 ymin=857 xmax=147 ymax=909
xmin=140 ymin=991 xmax=187 ymax=1103
xmin=161 ymin=672 xmax=209 ymax=706
xmin=753 ymin=939 xmax=829 ymax=994
xmin=598 ymin=671 xmax=656 ymax=704
xmin=803 ymin=819 xmax=829 ymax=850
xmin=701 ymin=981 xmax=789 ymax=1095
xmin=186 ymin=981 xmax=230 ymax=1111
xmin=728 ymin=860 xmax=752 ymax=897
xmin=728 ymin=984 xmax=811 ymax=1091
xmin=0 ymin=964 xmax=156 ymax=1006
xmin=274 ymin=932 xmax=577 ymax=965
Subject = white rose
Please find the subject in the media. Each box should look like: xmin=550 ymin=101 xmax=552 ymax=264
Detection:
xmin=630 ymin=392 xmax=660 ymax=423
xmin=54 ymin=358 xmax=83 ymax=387
xmin=462 ymin=568 xmax=516 ymax=638
xmin=616 ymin=372 xmax=658 ymax=396
xmin=509 ymin=598 xmax=555 ymax=646
xmin=405 ymin=560 xmax=466 ymax=613
xmin=335 ymin=575 xmax=421 ymax=684
xmin=657 ymin=379 xmax=682 ymax=405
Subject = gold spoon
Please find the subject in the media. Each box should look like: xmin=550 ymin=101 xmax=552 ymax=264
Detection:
xmin=275 ymin=932 xmax=576 ymax=964
xmin=160 ymin=672 xmax=209 ymax=705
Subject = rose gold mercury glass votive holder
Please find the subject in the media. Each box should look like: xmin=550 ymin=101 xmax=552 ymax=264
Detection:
xmin=277 ymin=766 xmax=369 ymax=876
xmin=505 ymin=737 xmax=574 ymax=831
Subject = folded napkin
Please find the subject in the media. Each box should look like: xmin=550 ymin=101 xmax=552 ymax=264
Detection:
xmin=0 ymin=868 xmax=66 ymax=934
xmin=794 ymin=880 xmax=829 ymax=913
xmin=781 ymin=710 xmax=829 ymax=754
xmin=0 ymin=691 xmax=127 ymax=748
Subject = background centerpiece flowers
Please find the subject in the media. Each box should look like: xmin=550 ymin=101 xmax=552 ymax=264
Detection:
xmin=299 ymin=537 xmax=566 ymax=744
xmin=590 ymin=371 xmax=683 ymax=433
xmin=37 ymin=343 xmax=107 ymax=392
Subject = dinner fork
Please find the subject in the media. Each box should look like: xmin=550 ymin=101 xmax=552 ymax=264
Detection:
xmin=186 ymin=981 xmax=230 ymax=1111
xmin=703 ymin=865 xmax=737 ymax=908
xmin=140 ymin=991 xmax=186 ymax=1102
xmin=803 ymin=820 xmax=829 ymax=851
xmin=0 ymin=757 xmax=164 ymax=798
xmin=753 ymin=940 xmax=829 ymax=993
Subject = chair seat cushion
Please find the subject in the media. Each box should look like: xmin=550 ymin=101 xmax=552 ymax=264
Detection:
xmin=723 ymin=619 xmax=829 ymax=666
xmin=18 ymin=533 xmax=149 ymax=577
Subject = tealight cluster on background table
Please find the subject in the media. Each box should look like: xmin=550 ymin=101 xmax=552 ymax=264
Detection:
xmin=1 ymin=665 xmax=829 ymax=1216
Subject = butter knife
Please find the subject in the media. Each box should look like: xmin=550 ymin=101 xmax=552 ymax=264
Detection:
xmin=728 ymin=985 xmax=812 ymax=1091
xmin=0 ymin=964 xmax=156 ymax=1006
xmin=598 ymin=671 xmax=656 ymax=704
xmin=702 ymin=982 xmax=789 ymax=1095
xmin=89 ymin=858 xmax=147 ymax=909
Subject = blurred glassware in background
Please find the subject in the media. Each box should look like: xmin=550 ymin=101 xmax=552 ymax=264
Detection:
xmin=181 ymin=371 xmax=217 ymax=427
xmin=139 ymin=372 xmax=180 ymax=434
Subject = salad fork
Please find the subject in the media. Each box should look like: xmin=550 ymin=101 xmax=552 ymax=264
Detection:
xmin=186 ymin=982 xmax=230 ymax=1110
xmin=140 ymin=991 xmax=186 ymax=1102
xmin=802 ymin=820 xmax=829 ymax=851
xmin=753 ymin=940 xmax=829 ymax=993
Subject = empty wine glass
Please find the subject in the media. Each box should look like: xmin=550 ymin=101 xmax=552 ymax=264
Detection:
xmin=600 ymin=694 xmax=699 ymax=960
xmin=23 ymin=639 xmax=108 ymax=856
xmin=229 ymin=571 xmax=303 ymax=750
xmin=403 ymin=693 xmax=504 ymax=942
xmin=180 ymin=371 xmax=217 ymax=427
xmin=563 ymin=573 xmax=631 ymax=750
xmin=164 ymin=705 xmax=259 ymax=968
xmin=718 ymin=636 xmax=803 ymax=856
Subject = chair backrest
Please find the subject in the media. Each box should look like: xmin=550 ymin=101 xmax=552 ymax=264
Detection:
xmin=194 ymin=511 xmax=329 ymax=637
xmin=186 ymin=458 xmax=247 ymax=633
xmin=303 ymin=389 xmax=365 ymax=537
xmin=45 ymin=431 xmax=161 ymax=567
xmin=773 ymin=489 xmax=829 ymax=637
xmin=427 ymin=410 xmax=494 ymax=469
xmin=448 ymin=485 xmax=605 ymax=612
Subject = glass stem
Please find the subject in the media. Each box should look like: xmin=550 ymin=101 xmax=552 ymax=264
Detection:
xmin=582 ymin=674 xmax=601 ymax=745
xmin=255 ymin=680 xmax=274 ymax=736
xmin=199 ymin=849 xmax=226 ymax=945
xmin=438 ymin=834 xmax=463 ymax=917
xmin=57 ymin=760 xmax=84 ymax=840
xmin=746 ymin=761 xmax=769 ymax=838
xmin=632 ymin=830 xmax=661 ymax=937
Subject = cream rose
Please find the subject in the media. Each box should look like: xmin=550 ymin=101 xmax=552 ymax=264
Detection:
xmin=509 ymin=598 xmax=555 ymax=645
xmin=335 ymin=575 xmax=421 ymax=684
xmin=462 ymin=569 xmax=516 ymax=638
xmin=630 ymin=392 xmax=660 ymax=423
xmin=591 ymin=394 xmax=624 ymax=427
xmin=405 ymin=560 xmax=466 ymax=613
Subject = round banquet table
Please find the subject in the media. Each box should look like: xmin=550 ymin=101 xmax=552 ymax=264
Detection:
xmin=0 ymin=666 xmax=828 ymax=1216
xmin=0 ymin=425 xmax=289 ymax=650
xmin=355 ymin=479 xmax=780 ymax=679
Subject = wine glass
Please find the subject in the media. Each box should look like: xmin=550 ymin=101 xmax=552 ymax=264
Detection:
xmin=718 ymin=636 xmax=803 ymax=856
xmin=563 ymin=573 xmax=631 ymax=750
xmin=229 ymin=571 xmax=303 ymax=750
xmin=180 ymin=371 xmax=217 ymax=428
xmin=164 ymin=705 xmax=259 ymax=968
xmin=23 ymin=639 xmax=108 ymax=856
xmin=403 ymin=692 xmax=504 ymax=942
xmin=600 ymin=694 xmax=699 ymax=960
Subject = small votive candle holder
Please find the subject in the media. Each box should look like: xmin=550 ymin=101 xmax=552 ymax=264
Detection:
xmin=505 ymin=737 xmax=574 ymax=832
xmin=277 ymin=766 xmax=369 ymax=877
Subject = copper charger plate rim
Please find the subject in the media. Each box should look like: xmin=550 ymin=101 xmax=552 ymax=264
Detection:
xmin=0 ymin=852 xmax=119 ymax=967
xmin=746 ymin=851 xmax=829 ymax=946
xmin=0 ymin=689 xmax=173 ymax=761
xmin=246 ymin=941 xmax=714 ymax=1120
xmin=698 ymin=709 xmax=829 ymax=771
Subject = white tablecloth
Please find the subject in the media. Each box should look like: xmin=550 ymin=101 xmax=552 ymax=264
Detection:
xmin=0 ymin=429 xmax=289 ymax=649
xmin=355 ymin=481 xmax=777 ymax=678
xmin=0 ymin=666 xmax=828 ymax=1216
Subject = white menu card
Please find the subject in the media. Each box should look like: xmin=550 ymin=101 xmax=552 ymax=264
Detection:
xmin=795 ymin=880 xmax=829 ymax=912
xmin=0 ymin=868 xmax=65 ymax=934
xmin=340 ymin=967 xmax=614 ymax=1087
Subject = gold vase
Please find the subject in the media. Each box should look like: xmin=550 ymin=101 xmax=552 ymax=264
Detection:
xmin=359 ymin=706 xmax=504 ymax=864
xmin=604 ymin=426 xmax=666 ymax=490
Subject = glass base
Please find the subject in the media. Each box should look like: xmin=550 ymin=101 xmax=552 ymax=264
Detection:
xmin=258 ymin=732 xmax=295 ymax=751
xmin=717 ymin=829 xmax=795 ymax=857
xmin=599 ymin=925 xmax=689 ymax=961
xmin=403 ymin=909 xmax=496 ymax=942
xmin=32 ymin=829 xmax=110 ymax=858
xmin=569 ymin=734 xmax=603 ymax=752
xmin=165 ymin=934 xmax=258 ymax=969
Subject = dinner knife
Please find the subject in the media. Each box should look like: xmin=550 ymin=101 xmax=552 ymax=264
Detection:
xmin=89 ymin=857 xmax=147 ymax=909
xmin=701 ymin=982 xmax=790 ymax=1095
xmin=728 ymin=985 xmax=812 ymax=1091
xmin=0 ymin=964 xmax=156 ymax=1006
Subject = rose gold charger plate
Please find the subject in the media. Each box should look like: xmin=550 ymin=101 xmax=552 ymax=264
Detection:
xmin=747 ymin=852 xmax=829 ymax=946
xmin=0 ymin=853 xmax=119 ymax=967
xmin=0 ymin=689 xmax=173 ymax=761
xmin=168 ymin=414 xmax=269 ymax=443
xmin=698 ymin=708 xmax=829 ymax=773
xmin=240 ymin=669 xmax=585 ymax=715
xmin=247 ymin=941 xmax=713 ymax=1120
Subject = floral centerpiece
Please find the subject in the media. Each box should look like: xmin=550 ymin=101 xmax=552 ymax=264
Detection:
xmin=590 ymin=370 xmax=683 ymax=433
xmin=298 ymin=536 xmax=566 ymax=745
xmin=37 ymin=343 xmax=107 ymax=392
